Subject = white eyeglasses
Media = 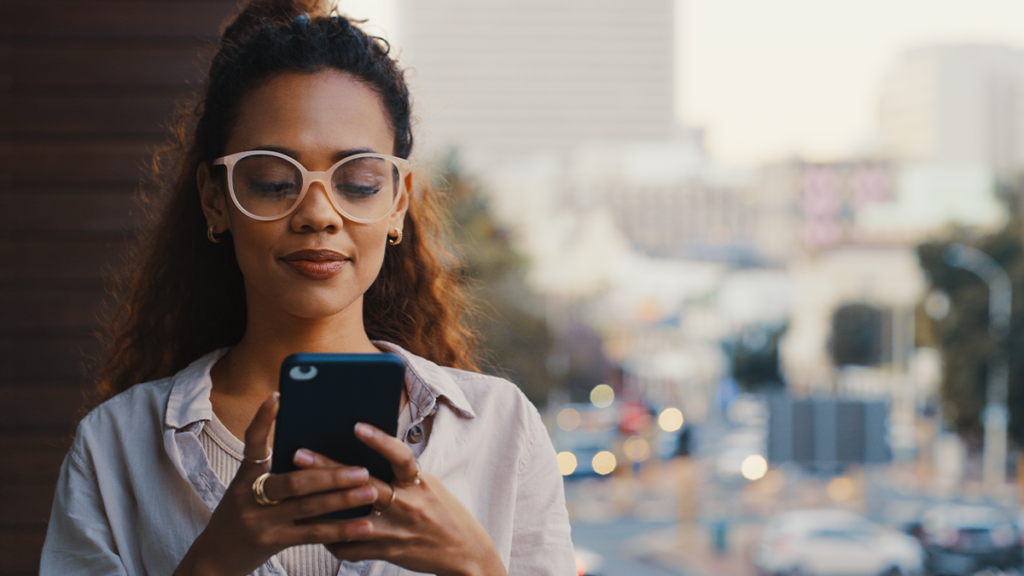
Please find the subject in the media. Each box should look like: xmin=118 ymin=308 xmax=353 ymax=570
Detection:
xmin=213 ymin=150 xmax=410 ymax=222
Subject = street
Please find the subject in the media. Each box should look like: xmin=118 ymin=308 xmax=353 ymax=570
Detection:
xmin=571 ymin=519 xmax=684 ymax=576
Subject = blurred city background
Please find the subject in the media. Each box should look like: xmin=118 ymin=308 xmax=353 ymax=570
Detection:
xmin=7 ymin=0 xmax=1024 ymax=574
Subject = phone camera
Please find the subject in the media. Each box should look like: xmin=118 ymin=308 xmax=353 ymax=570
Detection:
xmin=289 ymin=365 xmax=318 ymax=381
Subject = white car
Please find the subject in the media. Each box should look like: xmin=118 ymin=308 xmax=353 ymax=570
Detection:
xmin=754 ymin=509 xmax=924 ymax=576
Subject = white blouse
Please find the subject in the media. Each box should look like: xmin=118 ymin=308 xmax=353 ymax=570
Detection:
xmin=40 ymin=341 xmax=575 ymax=576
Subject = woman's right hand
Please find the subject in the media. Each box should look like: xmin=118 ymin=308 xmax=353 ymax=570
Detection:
xmin=172 ymin=392 xmax=378 ymax=576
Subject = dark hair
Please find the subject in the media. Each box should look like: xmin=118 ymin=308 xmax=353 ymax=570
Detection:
xmin=92 ymin=0 xmax=478 ymax=402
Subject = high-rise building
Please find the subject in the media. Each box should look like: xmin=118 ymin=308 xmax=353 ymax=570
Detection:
xmin=398 ymin=0 xmax=677 ymax=161
xmin=878 ymin=44 xmax=1024 ymax=174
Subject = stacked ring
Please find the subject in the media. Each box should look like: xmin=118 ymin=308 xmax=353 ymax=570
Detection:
xmin=252 ymin=472 xmax=280 ymax=506
xmin=244 ymin=448 xmax=272 ymax=465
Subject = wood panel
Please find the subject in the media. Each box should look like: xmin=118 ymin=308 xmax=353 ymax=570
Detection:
xmin=0 ymin=189 xmax=144 ymax=234
xmin=1 ymin=1 xmax=242 ymax=569
xmin=2 ymin=140 xmax=160 ymax=186
xmin=0 ymin=335 xmax=103 ymax=381
xmin=6 ymin=45 xmax=213 ymax=92
xmin=0 ymin=288 xmax=107 ymax=332
xmin=0 ymin=478 xmax=62 ymax=525
xmin=3 ymin=1 xmax=234 ymax=40
xmin=0 ymin=382 xmax=87 ymax=429
xmin=0 ymin=528 xmax=47 ymax=576
xmin=0 ymin=94 xmax=185 ymax=137
xmin=0 ymin=237 xmax=130 ymax=283
xmin=0 ymin=429 xmax=74 ymax=481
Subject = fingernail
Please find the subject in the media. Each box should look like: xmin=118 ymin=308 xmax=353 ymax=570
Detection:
xmin=358 ymin=486 xmax=376 ymax=501
xmin=349 ymin=468 xmax=369 ymax=482
xmin=354 ymin=423 xmax=372 ymax=438
xmin=355 ymin=523 xmax=372 ymax=536
xmin=294 ymin=449 xmax=314 ymax=466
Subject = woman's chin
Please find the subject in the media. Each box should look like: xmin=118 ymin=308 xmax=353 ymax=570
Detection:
xmin=277 ymin=293 xmax=362 ymax=322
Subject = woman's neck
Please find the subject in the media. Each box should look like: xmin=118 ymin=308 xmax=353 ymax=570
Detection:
xmin=214 ymin=307 xmax=379 ymax=398
xmin=208 ymin=300 xmax=386 ymax=438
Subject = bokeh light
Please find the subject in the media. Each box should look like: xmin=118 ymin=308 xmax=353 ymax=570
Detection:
xmin=590 ymin=384 xmax=615 ymax=408
xmin=557 ymin=451 xmax=578 ymax=476
xmin=592 ymin=450 xmax=617 ymax=475
xmin=657 ymin=407 xmax=684 ymax=432
xmin=623 ymin=435 xmax=651 ymax=462
xmin=740 ymin=454 xmax=768 ymax=480
xmin=557 ymin=408 xmax=581 ymax=431
xmin=827 ymin=476 xmax=855 ymax=501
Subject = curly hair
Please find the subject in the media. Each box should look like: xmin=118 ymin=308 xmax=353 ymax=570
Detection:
xmin=91 ymin=0 xmax=479 ymax=403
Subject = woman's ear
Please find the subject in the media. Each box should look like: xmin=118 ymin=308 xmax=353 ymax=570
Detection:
xmin=197 ymin=162 xmax=230 ymax=232
xmin=388 ymin=171 xmax=412 ymax=231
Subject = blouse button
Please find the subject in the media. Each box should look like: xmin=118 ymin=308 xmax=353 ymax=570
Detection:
xmin=406 ymin=425 xmax=424 ymax=444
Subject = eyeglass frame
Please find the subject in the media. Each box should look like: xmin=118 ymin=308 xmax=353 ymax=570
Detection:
xmin=212 ymin=149 xmax=411 ymax=223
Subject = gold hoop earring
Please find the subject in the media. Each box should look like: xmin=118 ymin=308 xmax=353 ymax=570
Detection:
xmin=207 ymin=226 xmax=221 ymax=244
xmin=388 ymin=228 xmax=403 ymax=246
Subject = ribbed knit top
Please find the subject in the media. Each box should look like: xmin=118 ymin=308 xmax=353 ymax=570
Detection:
xmin=200 ymin=411 xmax=343 ymax=576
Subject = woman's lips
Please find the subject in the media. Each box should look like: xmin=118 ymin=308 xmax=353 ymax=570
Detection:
xmin=281 ymin=249 xmax=348 ymax=280
xmin=282 ymin=260 xmax=346 ymax=279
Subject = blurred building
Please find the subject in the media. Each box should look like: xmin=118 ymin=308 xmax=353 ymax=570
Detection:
xmin=754 ymin=159 xmax=895 ymax=256
xmin=558 ymin=135 xmax=759 ymax=264
xmin=398 ymin=0 xmax=677 ymax=161
xmin=878 ymin=44 xmax=1024 ymax=174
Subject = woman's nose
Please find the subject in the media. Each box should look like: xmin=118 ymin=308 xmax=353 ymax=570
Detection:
xmin=291 ymin=178 xmax=343 ymax=232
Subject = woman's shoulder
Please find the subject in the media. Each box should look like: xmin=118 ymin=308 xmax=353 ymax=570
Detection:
xmin=442 ymin=365 xmax=533 ymax=407
xmin=76 ymin=375 xmax=177 ymax=440
xmin=75 ymin=349 xmax=223 ymax=450
xmin=380 ymin=343 xmax=548 ymax=436
xmin=407 ymin=352 xmax=543 ymax=427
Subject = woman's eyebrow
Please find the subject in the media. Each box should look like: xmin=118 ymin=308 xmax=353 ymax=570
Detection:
xmin=331 ymin=148 xmax=377 ymax=162
xmin=248 ymin=146 xmax=379 ymax=162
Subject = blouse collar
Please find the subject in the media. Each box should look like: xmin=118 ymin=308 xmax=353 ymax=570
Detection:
xmin=164 ymin=341 xmax=476 ymax=431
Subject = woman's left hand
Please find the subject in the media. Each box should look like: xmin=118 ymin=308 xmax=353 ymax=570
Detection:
xmin=296 ymin=423 xmax=507 ymax=576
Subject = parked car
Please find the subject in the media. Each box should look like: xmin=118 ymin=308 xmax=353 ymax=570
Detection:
xmin=912 ymin=504 xmax=1023 ymax=576
xmin=551 ymin=403 xmax=619 ymax=479
xmin=753 ymin=508 xmax=923 ymax=576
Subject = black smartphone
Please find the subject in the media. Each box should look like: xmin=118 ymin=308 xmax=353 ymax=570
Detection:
xmin=271 ymin=352 xmax=406 ymax=519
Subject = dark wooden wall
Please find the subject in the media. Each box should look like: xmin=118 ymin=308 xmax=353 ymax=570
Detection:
xmin=0 ymin=2 xmax=239 ymax=572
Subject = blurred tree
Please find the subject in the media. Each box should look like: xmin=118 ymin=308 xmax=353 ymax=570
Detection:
xmin=438 ymin=153 xmax=559 ymax=407
xmin=828 ymin=303 xmax=890 ymax=367
xmin=559 ymin=316 xmax=612 ymax=403
xmin=917 ymin=217 xmax=1024 ymax=444
xmin=723 ymin=323 xmax=787 ymax=392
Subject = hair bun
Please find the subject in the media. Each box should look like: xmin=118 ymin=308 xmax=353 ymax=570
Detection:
xmin=221 ymin=0 xmax=336 ymax=45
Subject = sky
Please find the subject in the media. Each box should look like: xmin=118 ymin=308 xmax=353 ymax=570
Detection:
xmin=343 ymin=0 xmax=1024 ymax=167
xmin=681 ymin=0 xmax=1024 ymax=166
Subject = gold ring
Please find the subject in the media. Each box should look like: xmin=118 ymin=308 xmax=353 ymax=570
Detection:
xmin=373 ymin=483 xmax=398 ymax=516
xmin=397 ymin=463 xmax=422 ymax=486
xmin=252 ymin=472 xmax=279 ymax=506
xmin=244 ymin=448 xmax=272 ymax=465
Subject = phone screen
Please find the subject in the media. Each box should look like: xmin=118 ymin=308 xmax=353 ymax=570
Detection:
xmin=271 ymin=352 xmax=405 ymax=518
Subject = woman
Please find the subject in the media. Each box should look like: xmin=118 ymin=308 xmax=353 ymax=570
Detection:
xmin=40 ymin=2 xmax=574 ymax=575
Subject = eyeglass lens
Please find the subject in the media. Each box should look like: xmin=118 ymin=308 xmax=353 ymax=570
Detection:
xmin=231 ymin=154 xmax=399 ymax=220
